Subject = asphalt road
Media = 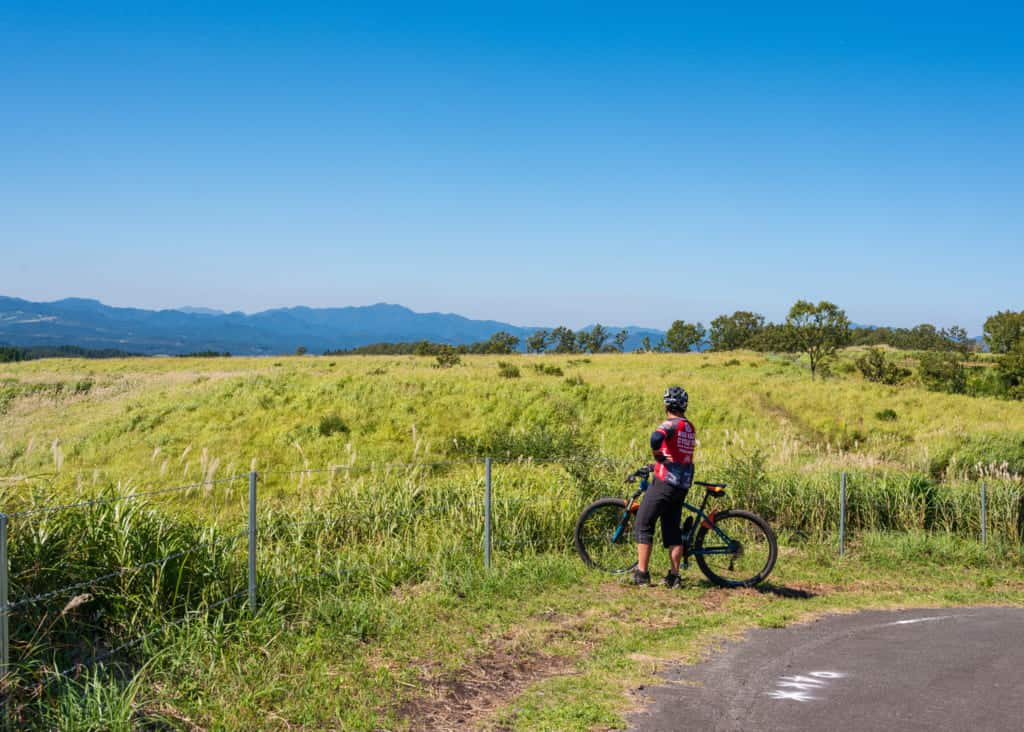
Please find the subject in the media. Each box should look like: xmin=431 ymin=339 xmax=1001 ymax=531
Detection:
xmin=628 ymin=607 xmax=1024 ymax=732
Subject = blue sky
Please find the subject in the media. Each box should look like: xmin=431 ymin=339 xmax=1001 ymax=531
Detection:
xmin=2 ymin=2 xmax=1022 ymax=332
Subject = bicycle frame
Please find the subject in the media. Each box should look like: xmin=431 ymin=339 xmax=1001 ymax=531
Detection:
xmin=623 ymin=475 xmax=738 ymax=555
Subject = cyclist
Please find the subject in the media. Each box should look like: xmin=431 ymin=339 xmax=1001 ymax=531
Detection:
xmin=633 ymin=386 xmax=696 ymax=587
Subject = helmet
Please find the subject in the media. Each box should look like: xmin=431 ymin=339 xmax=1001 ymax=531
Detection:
xmin=663 ymin=386 xmax=689 ymax=414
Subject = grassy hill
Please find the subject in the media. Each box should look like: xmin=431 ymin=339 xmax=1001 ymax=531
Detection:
xmin=4 ymin=350 xmax=1023 ymax=481
xmin=1 ymin=352 xmax=1023 ymax=729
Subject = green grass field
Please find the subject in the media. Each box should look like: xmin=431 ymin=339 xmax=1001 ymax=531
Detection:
xmin=1 ymin=352 xmax=1023 ymax=729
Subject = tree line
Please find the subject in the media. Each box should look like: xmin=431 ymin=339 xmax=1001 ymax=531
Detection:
xmin=327 ymin=301 xmax=1023 ymax=401
xmin=325 ymin=331 xmax=524 ymax=356
xmin=848 ymin=308 xmax=1023 ymax=401
xmin=0 ymin=345 xmax=141 ymax=362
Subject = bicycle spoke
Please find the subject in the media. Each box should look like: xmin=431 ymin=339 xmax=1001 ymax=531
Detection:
xmin=695 ymin=511 xmax=776 ymax=587
xmin=576 ymin=500 xmax=637 ymax=573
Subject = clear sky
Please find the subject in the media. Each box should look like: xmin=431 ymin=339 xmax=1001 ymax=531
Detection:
xmin=2 ymin=2 xmax=1022 ymax=332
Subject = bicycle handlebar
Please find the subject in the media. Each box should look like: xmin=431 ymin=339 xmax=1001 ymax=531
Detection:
xmin=624 ymin=464 xmax=654 ymax=484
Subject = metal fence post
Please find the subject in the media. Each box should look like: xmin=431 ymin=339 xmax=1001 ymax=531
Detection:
xmin=981 ymin=481 xmax=988 ymax=545
xmin=0 ymin=513 xmax=8 ymax=680
xmin=248 ymin=471 xmax=257 ymax=612
xmin=839 ymin=472 xmax=847 ymax=556
xmin=484 ymin=457 xmax=492 ymax=568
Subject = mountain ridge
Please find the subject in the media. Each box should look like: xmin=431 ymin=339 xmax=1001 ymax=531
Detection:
xmin=0 ymin=296 xmax=666 ymax=355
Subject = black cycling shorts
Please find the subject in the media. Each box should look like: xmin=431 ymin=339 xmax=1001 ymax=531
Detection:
xmin=634 ymin=476 xmax=688 ymax=547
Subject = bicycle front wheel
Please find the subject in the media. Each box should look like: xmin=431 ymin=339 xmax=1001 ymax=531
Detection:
xmin=694 ymin=509 xmax=777 ymax=588
xmin=574 ymin=498 xmax=637 ymax=574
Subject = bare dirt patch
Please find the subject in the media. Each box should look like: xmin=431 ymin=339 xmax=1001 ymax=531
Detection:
xmin=399 ymin=638 xmax=574 ymax=732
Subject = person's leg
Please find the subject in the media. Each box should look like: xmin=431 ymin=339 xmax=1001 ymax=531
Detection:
xmin=661 ymin=483 xmax=686 ymax=583
xmin=669 ymin=544 xmax=683 ymax=573
xmin=634 ymin=482 xmax=667 ymax=581
xmin=634 ymin=488 xmax=661 ymax=570
xmin=637 ymin=542 xmax=653 ymax=572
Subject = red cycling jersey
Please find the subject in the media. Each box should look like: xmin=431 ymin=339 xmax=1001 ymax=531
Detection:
xmin=651 ymin=417 xmax=696 ymax=482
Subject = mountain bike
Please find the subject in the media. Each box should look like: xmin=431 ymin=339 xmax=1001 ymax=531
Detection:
xmin=574 ymin=465 xmax=777 ymax=587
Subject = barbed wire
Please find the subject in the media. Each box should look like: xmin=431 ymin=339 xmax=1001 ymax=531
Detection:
xmin=253 ymin=467 xmax=352 ymax=478
xmin=0 ymin=456 xmax=652 ymax=521
xmin=4 ymin=474 xmax=248 ymax=519
xmin=9 ymin=529 xmax=248 ymax=611
xmin=256 ymin=460 xmax=482 ymax=478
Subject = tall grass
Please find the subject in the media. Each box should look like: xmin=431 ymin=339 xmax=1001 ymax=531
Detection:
xmin=2 ymin=459 xmax=1022 ymax=727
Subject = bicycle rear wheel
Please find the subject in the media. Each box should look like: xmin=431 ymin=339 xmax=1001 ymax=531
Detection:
xmin=693 ymin=509 xmax=777 ymax=588
xmin=574 ymin=498 xmax=637 ymax=574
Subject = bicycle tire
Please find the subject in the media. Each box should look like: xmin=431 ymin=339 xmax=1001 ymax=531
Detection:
xmin=693 ymin=509 xmax=777 ymax=588
xmin=574 ymin=498 xmax=638 ymax=574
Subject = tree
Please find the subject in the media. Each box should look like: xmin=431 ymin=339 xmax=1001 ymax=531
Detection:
xmin=918 ymin=351 xmax=966 ymax=394
xmin=526 ymin=329 xmax=549 ymax=354
xmin=663 ymin=320 xmax=706 ymax=353
xmin=709 ymin=311 xmax=766 ymax=351
xmin=551 ymin=326 xmax=578 ymax=354
xmin=984 ymin=310 xmax=1024 ymax=354
xmin=482 ymin=331 xmax=519 ymax=354
xmin=575 ymin=330 xmax=591 ymax=353
xmin=785 ymin=300 xmax=851 ymax=379
xmin=295 ymin=345 xmax=308 ymax=356
xmin=613 ymin=329 xmax=629 ymax=352
xmin=940 ymin=325 xmax=973 ymax=355
xmin=413 ymin=340 xmax=438 ymax=356
xmin=587 ymin=324 xmax=610 ymax=353
xmin=855 ymin=348 xmax=911 ymax=385
xmin=749 ymin=323 xmax=793 ymax=353
xmin=997 ymin=341 xmax=1024 ymax=400
xmin=640 ymin=336 xmax=653 ymax=352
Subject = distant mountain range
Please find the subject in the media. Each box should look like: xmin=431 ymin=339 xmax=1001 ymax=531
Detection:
xmin=0 ymin=296 xmax=667 ymax=355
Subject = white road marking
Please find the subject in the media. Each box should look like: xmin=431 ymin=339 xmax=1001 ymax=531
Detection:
xmin=766 ymin=671 xmax=846 ymax=702
xmin=767 ymin=690 xmax=817 ymax=702
xmin=885 ymin=615 xmax=962 ymax=626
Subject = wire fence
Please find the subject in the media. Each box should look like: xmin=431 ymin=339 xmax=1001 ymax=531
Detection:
xmin=0 ymin=456 xmax=1021 ymax=703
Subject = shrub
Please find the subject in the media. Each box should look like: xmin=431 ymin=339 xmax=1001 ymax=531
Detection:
xmin=531 ymin=364 xmax=563 ymax=377
xmin=497 ymin=361 xmax=520 ymax=379
xmin=997 ymin=344 xmax=1024 ymax=400
xmin=875 ymin=408 xmax=898 ymax=422
xmin=564 ymin=374 xmax=585 ymax=387
xmin=856 ymin=348 xmax=910 ymax=385
xmin=433 ymin=347 xmax=461 ymax=369
xmin=918 ymin=351 xmax=966 ymax=393
xmin=724 ymin=358 xmax=741 ymax=367
xmin=318 ymin=414 xmax=349 ymax=437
